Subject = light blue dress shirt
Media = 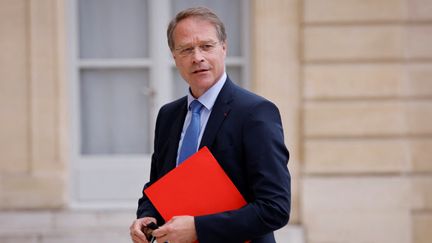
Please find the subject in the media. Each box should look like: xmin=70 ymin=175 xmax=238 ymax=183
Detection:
xmin=176 ymin=72 xmax=227 ymax=165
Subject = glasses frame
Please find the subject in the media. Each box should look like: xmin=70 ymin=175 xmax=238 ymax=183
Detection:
xmin=174 ymin=40 xmax=222 ymax=58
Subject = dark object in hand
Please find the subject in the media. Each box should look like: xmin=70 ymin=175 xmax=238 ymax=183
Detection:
xmin=146 ymin=222 xmax=159 ymax=230
xmin=142 ymin=222 xmax=159 ymax=241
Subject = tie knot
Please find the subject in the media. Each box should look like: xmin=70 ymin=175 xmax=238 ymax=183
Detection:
xmin=189 ymin=100 xmax=203 ymax=113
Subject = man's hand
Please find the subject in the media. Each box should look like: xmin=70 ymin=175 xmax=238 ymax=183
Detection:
xmin=129 ymin=217 xmax=157 ymax=243
xmin=152 ymin=216 xmax=197 ymax=243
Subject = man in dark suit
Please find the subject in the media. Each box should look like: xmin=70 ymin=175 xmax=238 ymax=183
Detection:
xmin=130 ymin=7 xmax=290 ymax=243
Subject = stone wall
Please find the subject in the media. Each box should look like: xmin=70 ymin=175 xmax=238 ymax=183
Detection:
xmin=1 ymin=0 xmax=432 ymax=243
xmin=252 ymin=0 xmax=301 ymax=223
xmin=300 ymin=0 xmax=432 ymax=242
xmin=0 ymin=0 xmax=67 ymax=209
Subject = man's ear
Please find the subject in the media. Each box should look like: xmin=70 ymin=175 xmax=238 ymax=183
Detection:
xmin=221 ymin=40 xmax=227 ymax=56
xmin=222 ymin=40 xmax=227 ymax=51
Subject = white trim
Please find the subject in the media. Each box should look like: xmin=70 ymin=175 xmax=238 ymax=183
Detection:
xmin=66 ymin=0 xmax=81 ymax=208
xmin=148 ymin=0 xmax=173 ymax=142
xmin=79 ymin=59 xmax=152 ymax=68
xmin=76 ymin=155 xmax=152 ymax=167
xmin=226 ymin=56 xmax=246 ymax=66
xmin=69 ymin=201 xmax=139 ymax=210
xmin=242 ymin=0 xmax=251 ymax=89
xmin=67 ymin=0 xmax=251 ymax=209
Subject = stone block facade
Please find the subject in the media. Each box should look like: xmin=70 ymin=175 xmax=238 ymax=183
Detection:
xmin=301 ymin=0 xmax=432 ymax=243
xmin=1 ymin=0 xmax=431 ymax=243
xmin=0 ymin=0 xmax=66 ymax=210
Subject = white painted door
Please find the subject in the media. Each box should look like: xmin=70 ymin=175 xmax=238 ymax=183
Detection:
xmin=69 ymin=0 xmax=250 ymax=208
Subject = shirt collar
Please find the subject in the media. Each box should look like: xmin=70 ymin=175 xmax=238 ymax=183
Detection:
xmin=187 ymin=72 xmax=227 ymax=111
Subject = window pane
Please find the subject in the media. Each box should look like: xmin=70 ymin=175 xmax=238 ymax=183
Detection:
xmin=226 ymin=66 xmax=243 ymax=86
xmin=78 ymin=0 xmax=149 ymax=58
xmin=80 ymin=69 xmax=151 ymax=154
xmin=171 ymin=0 xmax=243 ymax=57
xmin=172 ymin=68 xmax=189 ymax=99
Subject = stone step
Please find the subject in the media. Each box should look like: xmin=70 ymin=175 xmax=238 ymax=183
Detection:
xmin=0 ymin=210 xmax=304 ymax=243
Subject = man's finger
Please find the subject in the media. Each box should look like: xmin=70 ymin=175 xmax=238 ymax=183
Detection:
xmin=134 ymin=221 xmax=148 ymax=239
xmin=152 ymin=220 xmax=173 ymax=242
xmin=131 ymin=233 xmax=149 ymax=243
xmin=152 ymin=225 xmax=169 ymax=238
xmin=130 ymin=230 xmax=149 ymax=243
xmin=130 ymin=219 xmax=150 ymax=242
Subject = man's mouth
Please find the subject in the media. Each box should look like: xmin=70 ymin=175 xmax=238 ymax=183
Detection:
xmin=192 ymin=69 xmax=209 ymax=74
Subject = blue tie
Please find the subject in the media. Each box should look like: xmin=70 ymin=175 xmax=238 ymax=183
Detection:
xmin=178 ymin=100 xmax=203 ymax=165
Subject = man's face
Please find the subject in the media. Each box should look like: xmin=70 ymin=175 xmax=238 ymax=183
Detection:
xmin=172 ymin=17 xmax=227 ymax=98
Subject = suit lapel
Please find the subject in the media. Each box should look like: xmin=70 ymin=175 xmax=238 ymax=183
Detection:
xmin=159 ymin=79 xmax=235 ymax=174
xmin=199 ymin=79 xmax=234 ymax=149
xmin=159 ymin=98 xmax=187 ymax=176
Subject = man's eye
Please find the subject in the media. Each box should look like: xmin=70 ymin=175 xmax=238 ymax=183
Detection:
xmin=181 ymin=47 xmax=193 ymax=54
xmin=201 ymin=44 xmax=214 ymax=51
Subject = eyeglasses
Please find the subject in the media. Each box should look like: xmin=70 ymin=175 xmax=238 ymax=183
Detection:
xmin=175 ymin=41 xmax=220 ymax=57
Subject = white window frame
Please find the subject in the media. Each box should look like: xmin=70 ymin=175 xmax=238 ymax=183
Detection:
xmin=67 ymin=0 xmax=250 ymax=209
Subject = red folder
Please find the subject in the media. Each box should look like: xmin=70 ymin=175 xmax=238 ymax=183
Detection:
xmin=144 ymin=146 xmax=247 ymax=222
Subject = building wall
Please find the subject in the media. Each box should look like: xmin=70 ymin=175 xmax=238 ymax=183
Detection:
xmin=0 ymin=0 xmax=67 ymax=209
xmin=252 ymin=0 xmax=301 ymax=223
xmin=300 ymin=0 xmax=432 ymax=242
xmin=1 ymin=0 xmax=432 ymax=243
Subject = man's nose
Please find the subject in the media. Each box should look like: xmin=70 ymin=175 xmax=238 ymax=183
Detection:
xmin=191 ymin=47 xmax=205 ymax=63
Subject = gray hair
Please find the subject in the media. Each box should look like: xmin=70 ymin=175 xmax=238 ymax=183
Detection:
xmin=167 ymin=7 xmax=227 ymax=51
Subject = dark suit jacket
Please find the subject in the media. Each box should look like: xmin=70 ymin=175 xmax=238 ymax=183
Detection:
xmin=137 ymin=78 xmax=291 ymax=243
